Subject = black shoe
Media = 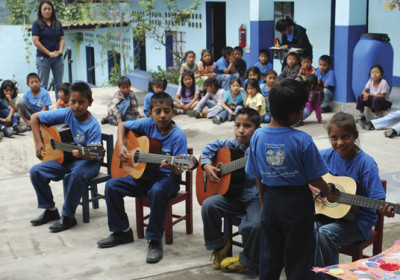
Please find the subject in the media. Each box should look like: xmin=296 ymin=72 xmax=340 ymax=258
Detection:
xmin=3 ymin=127 xmax=17 ymax=137
xmin=212 ymin=117 xmax=221 ymax=125
xmin=384 ymin=128 xmax=398 ymax=138
xmin=109 ymin=117 xmax=118 ymax=126
xmin=101 ymin=117 xmax=109 ymax=124
xmin=49 ymin=216 xmax=77 ymax=233
xmin=31 ymin=209 xmax=60 ymax=226
xmin=359 ymin=120 xmax=374 ymax=130
xmin=25 ymin=126 xmax=32 ymax=131
xmin=146 ymin=240 xmax=163 ymax=263
xmin=13 ymin=125 xmax=27 ymax=134
xmin=97 ymin=229 xmax=134 ymax=248
xmin=321 ymin=107 xmax=332 ymax=113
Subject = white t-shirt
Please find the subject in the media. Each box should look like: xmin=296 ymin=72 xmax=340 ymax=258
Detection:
xmin=365 ymin=79 xmax=391 ymax=102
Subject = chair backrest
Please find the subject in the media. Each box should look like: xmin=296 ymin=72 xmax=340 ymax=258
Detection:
xmin=100 ymin=133 xmax=114 ymax=175
xmin=373 ymin=179 xmax=386 ymax=252
xmin=181 ymin=148 xmax=193 ymax=192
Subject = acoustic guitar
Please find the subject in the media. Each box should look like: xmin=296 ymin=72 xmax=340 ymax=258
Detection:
xmin=36 ymin=124 xmax=105 ymax=164
xmin=111 ymin=130 xmax=198 ymax=181
xmin=315 ymin=173 xmax=400 ymax=219
xmin=196 ymin=147 xmax=247 ymax=205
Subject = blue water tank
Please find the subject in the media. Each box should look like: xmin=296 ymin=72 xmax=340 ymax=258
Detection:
xmin=352 ymin=33 xmax=393 ymax=100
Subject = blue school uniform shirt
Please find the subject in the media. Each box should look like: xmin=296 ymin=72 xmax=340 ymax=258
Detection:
xmin=254 ymin=61 xmax=273 ymax=74
xmin=320 ymin=148 xmax=386 ymax=240
xmin=246 ymin=126 xmax=328 ymax=186
xmin=260 ymin=83 xmax=271 ymax=98
xmin=223 ymin=90 xmax=245 ymax=109
xmin=31 ymin=20 xmax=64 ymax=57
xmin=214 ymin=57 xmax=229 ymax=74
xmin=38 ymin=108 xmax=101 ymax=146
xmin=143 ymin=92 xmax=154 ymax=117
xmin=315 ymin=68 xmax=335 ymax=87
xmin=23 ymin=88 xmax=52 ymax=112
xmin=201 ymin=138 xmax=258 ymax=202
xmin=125 ymin=117 xmax=188 ymax=174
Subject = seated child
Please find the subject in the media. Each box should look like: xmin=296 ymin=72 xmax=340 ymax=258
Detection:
xmin=243 ymin=66 xmax=264 ymax=94
xmin=360 ymin=110 xmax=400 ymax=138
xmin=0 ymin=80 xmax=26 ymax=136
xmin=189 ymin=77 xmax=225 ymax=119
xmin=1 ymin=79 xmax=22 ymax=120
xmin=55 ymin=82 xmax=71 ymax=109
xmin=254 ymin=48 xmax=273 ymax=75
xmin=102 ymin=76 xmax=140 ymax=126
xmin=19 ymin=73 xmax=52 ymax=129
xmin=356 ymin=64 xmax=391 ymax=121
xmin=201 ymin=107 xmax=261 ymax=273
xmin=213 ymin=47 xmax=239 ymax=91
xmin=233 ymin=46 xmax=247 ymax=81
xmin=245 ymin=79 xmax=332 ymax=280
xmin=0 ymin=99 xmax=18 ymax=137
xmin=143 ymin=78 xmax=168 ymax=117
xmin=97 ymin=93 xmax=188 ymax=264
xmin=180 ymin=50 xmax=200 ymax=79
xmin=295 ymin=56 xmax=316 ymax=81
xmin=315 ymin=55 xmax=335 ymax=112
xmin=198 ymin=49 xmax=217 ymax=91
xmin=312 ymin=112 xmax=386 ymax=280
xmin=174 ymin=70 xmax=200 ymax=114
xmin=212 ymin=78 xmax=245 ymax=124
xmin=294 ymin=74 xmax=327 ymax=127
xmin=245 ymin=79 xmax=270 ymax=123
xmin=277 ymin=52 xmax=301 ymax=80
xmin=29 ymin=82 xmax=102 ymax=233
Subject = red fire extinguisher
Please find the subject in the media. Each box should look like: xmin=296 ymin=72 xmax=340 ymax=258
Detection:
xmin=239 ymin=24 xmax=246 ymax=48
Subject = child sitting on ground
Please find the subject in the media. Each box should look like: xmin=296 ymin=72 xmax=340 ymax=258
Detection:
xmin=243 ymin=66 xmax=264 ymax=93
xmin=233 ymin=46 xmax=247 ymax=81
xmin=213 ymin=47 xmax=239 ymax=91
xmin=198 ymin=49 xmax=217 ymax=91
xmin=212 ymin=78 xmax=245 ymax=124
xmin=277 ymin=52 xmax=301 ymax=80
xmin=260 ymin=69 xmax=277 ymax=124
xmin=55 ymin=82 xmax=71 ymax=109
xmin=174 ymin=70 xmax=200 ymax=114
xmin=19 ymin=72 xmax=52 ymax=130
xmin=295 ymin=56 xmax=316 ymax=81
xmin=356 ymin=64 xmax=391 ymax=121
xmin=254 ymin=48 xmax=273 ymax=75
xmin=143 ymin=78 xmax=168 ymax=117
xmin=294 ymin=74 xmax=327 ymax=127
xmin=189 ymin=77 xmax=225 ymax=119
xmin=245 ymin=79 xmax=270 ymax=123
xmin=0 ymin=80 xmax=26 ymax=136
xmin=315 ymin=55 xmax=335 ymax=112
xmin=180 ymin=50 xmax=200 ymax=79
xmin=0 ymin=98 xmax=21 ymax=137
xmin=102 ymin=76 xmax=140 ymax=126
xmin=245 ymin=79 xmax=332 ymax=280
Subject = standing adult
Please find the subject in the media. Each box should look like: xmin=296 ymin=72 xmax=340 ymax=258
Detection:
xmin=32 ymin=0 xmax=65 ymax=100
xmin=275 ymin=17 xmax=313 ymax=63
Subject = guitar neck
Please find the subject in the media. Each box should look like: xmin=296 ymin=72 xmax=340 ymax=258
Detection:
xmin=221 ymin=156 xmax=248 ymax=176
xmin=338 ymin=192 xmax=400 ymax=214
xmin=53 ymin=141 xmax=83 ymax=154
xmin=135 ymin=152 xmax=172 ymax=165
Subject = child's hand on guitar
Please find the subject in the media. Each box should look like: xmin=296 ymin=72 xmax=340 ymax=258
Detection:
xmin=35 ymin=142 xmax=45 ymax=160
xmin=381 ymin=203 xmax=397 ymax=218
xmin=118 ymin=145 xmax=131 ymax=162
xmin=203 ymin=164 xmax=221 ymax=184
xmin=309 ymin=184 xmax=326 ymax=204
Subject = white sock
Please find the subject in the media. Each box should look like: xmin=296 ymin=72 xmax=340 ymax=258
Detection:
xmin=48 ymin=206 xmax=57 ymax=211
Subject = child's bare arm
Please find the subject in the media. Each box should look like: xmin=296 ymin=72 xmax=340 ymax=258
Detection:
xmin=31 ymin=113 xmax=45 ymax=159
xmin=256 ymin=178 xmax=265 ymax=205
xmin=41 ymin=106 xmax=48 ymax=111
xmin=308 ymin=177 xmax=332 ymax=199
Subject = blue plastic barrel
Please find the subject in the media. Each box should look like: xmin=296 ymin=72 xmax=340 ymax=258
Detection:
xmin=352 ymin=33 xmax=393 ymax=100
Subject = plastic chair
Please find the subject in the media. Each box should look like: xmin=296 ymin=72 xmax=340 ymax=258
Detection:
xmin=223 ymin=216 xmax=243 ymax=257
xmin=64 ymin=133 xmax=113 ymax=223
xmin=135 ymin=148 xmax=193 ymax=244
xmin=338 ymin=179 xmax=386 ymax=261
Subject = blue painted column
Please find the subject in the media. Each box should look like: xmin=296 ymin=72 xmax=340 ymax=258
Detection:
xmin=333 ymin=0 xmax=367 ymax=103
xmin=243 ymin=0 xmax=274 ymax=67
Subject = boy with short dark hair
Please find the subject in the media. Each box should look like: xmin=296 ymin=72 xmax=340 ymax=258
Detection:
xmin=245 ymin=79 xmax=332 ymax=280
xmin=102 ymin=76 xmax=140 ymax=126
xmin=213 ymin=46 xmax=240 ymax=91
xmin=296 ymin=56 xmax=316 ymax=81
xmin=55 ymin=82 xmax=71 ymax=109
xmin=254 ymin=48 xmax=273 ymax=75
xmin=233 ymin=46 xmax=247 ymax=79
xmin=19 ymin=72 xmax=52 ymax=129
xmin=97 ymin=92 xmax=188 ymax=264
xmin=315 ymin=55 xmax=335 ymax=112
xmin=30 ymin=82 xmax=102 ymax=233
xmin=201 ymin=107 xmax=261 ymax=274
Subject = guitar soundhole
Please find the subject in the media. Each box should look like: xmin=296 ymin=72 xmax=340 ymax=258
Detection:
xmin=50 ymin=139 xmax=56 ymax=150
xmin=323 ymin=184 xmax=345 ymax=208
xmin=131 ymin=148 xmax=141 ymax=166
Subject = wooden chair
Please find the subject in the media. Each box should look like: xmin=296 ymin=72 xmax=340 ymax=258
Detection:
xmin=64 ymin=133 xmax=113 ymax=223
xmin=339 ymin=179 xmax=386 ymax=261
xmin=224 ymin=216 xmax=243 ymax=257
xmin=135 ymin=148 xmax=193 ymax=244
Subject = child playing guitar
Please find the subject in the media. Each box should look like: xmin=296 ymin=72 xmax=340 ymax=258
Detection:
xmin=200 ymin=107 xmax=261 ymax=274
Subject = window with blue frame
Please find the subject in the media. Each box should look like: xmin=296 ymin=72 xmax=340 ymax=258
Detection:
xmin=165 ymin=31 xmax=186 ymax=68
xmin=274 ymin=2 xmax=294 ymax=41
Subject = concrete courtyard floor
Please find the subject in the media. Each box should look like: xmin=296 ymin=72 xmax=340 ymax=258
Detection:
xmin=0 ymin=86 xmax=399 ymax=280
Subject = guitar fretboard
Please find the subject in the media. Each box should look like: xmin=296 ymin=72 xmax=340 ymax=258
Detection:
xmin=53 ymin=141 xmax=83 ymax=154
xmin=337 ymin=192 xmax=400 ymax=214
xmin=135 ymin=152 xmax=172 ymax=165
xmin=220 ymin=156 xmax=248 ymax=176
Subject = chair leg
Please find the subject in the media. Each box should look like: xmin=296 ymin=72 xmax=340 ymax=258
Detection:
xmin=164 ymin=204 xmax=173 ymax=244
xmin=223 ymin=217 xmax=233 ymax=257
xmin=90 ymin=184 xmax=99 ymax=209
xmin=135 ymin=198 xmax=145 ymax=239
xmin=186 ymin=193 xmax=193 ymax=234
xmin=82 ymin=186 xmax=90 ymax=223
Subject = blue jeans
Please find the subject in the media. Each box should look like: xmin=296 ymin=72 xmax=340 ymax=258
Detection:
xmin=371 ymin=110 xmax=400 ymax=134
xmin=215 ymin=106 xmax=243 ymax=122
xmin=36 ymin=55 xmax=64 ymax=100
xmin=314 ymin=217 xmax=365 ymax=280
xmin=118 ymin=99 xmax=134 ymax=121
xmin=321 ymin=88 xmax=334 ymax=109
xmin=302 ymin=108 xmax=311 ymax=120
xmin=216 ymin=73 xmax=240 ymax=91
xmin=104 ymin=173 xmax=180 ymax=240
xmin=261 ymin=112 xmax=271 ymax=123
xmin=0 ymin=106 xmax=19 ymax=127
xmin=201 ymin=194 xmax=261 ymax=270
xmin=30 ymin=159 xmax=101 ymax=218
